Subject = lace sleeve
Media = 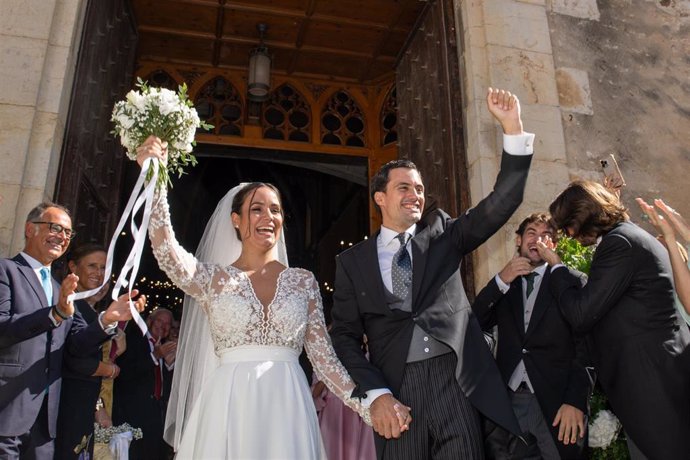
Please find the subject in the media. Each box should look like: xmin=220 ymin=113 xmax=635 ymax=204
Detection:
xmin=303 ymin=273 xmax=371 ymax=425
xmin=148 ymin=188 xmax=214 ymax=302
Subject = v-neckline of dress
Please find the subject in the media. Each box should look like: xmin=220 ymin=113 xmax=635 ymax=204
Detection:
xmin=229 ymin=265 xmax=289 ymax=313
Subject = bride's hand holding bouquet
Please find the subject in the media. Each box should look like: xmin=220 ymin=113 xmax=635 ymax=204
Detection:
xmin=136 ymin=135 xmax=169 ymax=169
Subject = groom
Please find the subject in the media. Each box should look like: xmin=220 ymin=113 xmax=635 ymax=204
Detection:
xmin=330 ymin=88 xmax=533 ymax=459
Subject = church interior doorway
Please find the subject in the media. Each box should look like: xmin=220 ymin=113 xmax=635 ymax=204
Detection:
xmin=120 ymin=146 xmax=369 ymax=321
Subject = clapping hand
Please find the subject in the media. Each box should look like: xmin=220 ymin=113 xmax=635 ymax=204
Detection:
xmin=486 ymin=88 xmax=523 ymax=135
xmin=637 ymin=198 xmax=690 ymax=245
xmin=154 ymin=339 xmax=177 ymax=366
xmin=56 ymin=273 xmax=79 ymax=318
xmin=102 ymin=290 xmax=147 ymax=325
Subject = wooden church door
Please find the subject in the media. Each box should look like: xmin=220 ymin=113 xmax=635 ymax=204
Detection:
xmin=54 ymin=0 xmax=138 ymax=245
xmin=396 ymin=0 xmax=474 ymax=295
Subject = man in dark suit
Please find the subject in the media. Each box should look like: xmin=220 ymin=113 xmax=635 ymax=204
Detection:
xmin=0 ymin=202 xmax=146 ymax=459
xmin=330 ymin=88 xmax=533 ymax=459
xmin=537 ymin=180 xmax=690 ymax=460
xmin=473 ymin=213 xmax=591 ymax=459
xmin=114 ymin=308 xmax=175 ymax=459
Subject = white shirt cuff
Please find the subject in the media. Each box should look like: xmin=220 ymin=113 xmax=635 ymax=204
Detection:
xmin=503 ymin=132 xmax=535 ymax=156
xmin=49 ymin=309 xmax=61 ymax=328
xmin=361 ymin=388 xmax=392 ymax=408
xmin=98 ymin=312 xmax=117 ymax=335
xmin=494 ymin=274 xmax=511 ymax=294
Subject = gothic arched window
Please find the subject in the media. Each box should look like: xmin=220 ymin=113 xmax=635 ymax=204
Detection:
xmin=321 ymin=91 xmax=366 ymax=147
xmin=194 ymin=77 xmax=243 ymax=136
xmin=144 ymin=70 xmax=178 ymax=91
xmin=381 ymin=86 xmax=397 ymax=146
xmin=262 ymin=84 xmax=311 ymax=142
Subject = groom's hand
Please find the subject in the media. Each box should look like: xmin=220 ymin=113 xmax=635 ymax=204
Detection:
xmin=486 ymin=88 xmax=523 ymax=135
xmin=370 ymin=394 xmax=412 ymax=439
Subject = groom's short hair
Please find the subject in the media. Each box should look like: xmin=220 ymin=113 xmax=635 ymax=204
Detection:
xmin=370 ymin=160 xmax=421 ymax=214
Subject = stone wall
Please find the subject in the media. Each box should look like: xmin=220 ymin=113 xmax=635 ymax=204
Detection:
xmin=455 ymin=0 xmax=689 ymax=289
xmin=455 ymin=0 xmax=571 ymax=287
xmin=0 ymin=0 xmax=86 ymax=256
xmin=549 ymin=0 xmax=690 ymax=223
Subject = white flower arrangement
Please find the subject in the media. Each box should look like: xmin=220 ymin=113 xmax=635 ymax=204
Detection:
xmin=111 ymin=78 xmax=213 ymax=188
xmin=588 ymin=409 xmax=622 ymax=449
xmin=93 ymin=422 xmax=143 ymax=444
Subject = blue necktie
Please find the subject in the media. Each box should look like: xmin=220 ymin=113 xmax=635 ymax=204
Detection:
xmin=40 ymin=267 xmax=53 ymax=304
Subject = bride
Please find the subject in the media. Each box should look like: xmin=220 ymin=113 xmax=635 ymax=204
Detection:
xmin=136 ymin=137 xmax=408 ymax=459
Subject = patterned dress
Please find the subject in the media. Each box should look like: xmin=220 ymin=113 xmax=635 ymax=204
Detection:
xmin=149 ymin=189 xmax=368 ymax=459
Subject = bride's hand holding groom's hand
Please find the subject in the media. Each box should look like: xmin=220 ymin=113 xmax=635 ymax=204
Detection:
xmin=136 ymin=135 xmax=168 ymax=167
xmin=370 ymin=394 xmax=412 ymax=439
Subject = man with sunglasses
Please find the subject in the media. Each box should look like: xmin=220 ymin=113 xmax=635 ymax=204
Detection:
xmin=0 ymin=202 xmax=147 ymax=459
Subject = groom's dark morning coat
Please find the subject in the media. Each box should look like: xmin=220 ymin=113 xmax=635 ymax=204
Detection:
xmin=331 ymin=152 xmax=530 ymax=455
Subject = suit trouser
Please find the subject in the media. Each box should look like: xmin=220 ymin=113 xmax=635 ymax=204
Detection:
xmin=382 ymin=352 xmax=483 ymax=460
xmin=0 ymin=398 xmax=53 ymax=460
xmin=510 ymin=389 xmax=560 ymax=460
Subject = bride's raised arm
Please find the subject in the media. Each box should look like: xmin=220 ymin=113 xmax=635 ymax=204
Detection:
xmin=137 ymin=136 xmax=214 ymax=301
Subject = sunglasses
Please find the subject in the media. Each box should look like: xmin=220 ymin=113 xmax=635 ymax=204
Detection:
xmin=32 ymin=221 xmax=76 ymax=240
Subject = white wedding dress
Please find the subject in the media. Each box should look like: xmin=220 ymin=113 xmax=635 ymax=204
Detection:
xmin=148 ymin=189 xmax=368 ymax=460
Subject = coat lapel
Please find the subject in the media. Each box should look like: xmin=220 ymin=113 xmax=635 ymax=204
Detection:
xmin=353 ymin=234 xmax=392 ymax=316
xmin=525 ymin=270 xmax=550 ymax=339
xmin=13 ymin=254 xmax=50 ymax=308
xmin=508 ymin=278 xmax=525 ymax=337
xmin=410 ymin=225 xmax=430 ymax=307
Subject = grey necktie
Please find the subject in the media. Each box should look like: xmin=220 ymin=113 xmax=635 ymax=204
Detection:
xmin=391 ymin=233 xmax=412 ymax=299
xmin=40 ymin=267 xmax=53 ymax=304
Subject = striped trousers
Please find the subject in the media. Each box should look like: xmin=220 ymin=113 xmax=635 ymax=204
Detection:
xmin=382 ymin=352 xmax=483 ymax=460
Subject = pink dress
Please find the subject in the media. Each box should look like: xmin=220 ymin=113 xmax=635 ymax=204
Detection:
xmin=313 ymin=378 xmax=377 ymax=460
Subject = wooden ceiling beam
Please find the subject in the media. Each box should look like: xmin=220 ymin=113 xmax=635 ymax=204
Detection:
xmin=211 ymin=0 xmax=226 ymax=67
xmin=139 ymin=25 xmax=396 ymax=61
xmin=219 ymin=2 xmax=397 ymax=32
xmin=358 ymin=5 xmax=407 ymax=82
xmin=287 ymin=0 xmax=316 ymax=75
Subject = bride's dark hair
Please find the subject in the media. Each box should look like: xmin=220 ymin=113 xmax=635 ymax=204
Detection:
xmin=231 ymin=182 xmax=283 ymax=240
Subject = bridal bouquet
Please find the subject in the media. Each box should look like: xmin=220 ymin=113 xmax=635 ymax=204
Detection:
xmin=93 ymin=423 xmax=143 ymax=460
xmin=94 ymin=422 xmax=143 ymax=444
xmin=111 ymin=77 xmax=213 ymax=189
xmin=589 ymin=409 xmax=621 ymax=449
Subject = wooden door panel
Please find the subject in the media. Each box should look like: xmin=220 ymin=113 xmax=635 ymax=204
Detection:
xmin=396 ymin=0 xmax=474 ymax=296
xmin=54 ymin=0 xmax=138 ymax=245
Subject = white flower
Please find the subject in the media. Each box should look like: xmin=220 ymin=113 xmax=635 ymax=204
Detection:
xmin=116 ymin=113 xmax=135 ymax=129
xmin=158 ymin=88 xmax=179 ymax=116
xmin=125 ymin=90 xmax=146 ymax=111
xmin=589 ymin=409 xmax=621 ymax=449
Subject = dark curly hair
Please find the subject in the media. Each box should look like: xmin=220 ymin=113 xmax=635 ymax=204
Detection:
xmin=549 ymin=180 xmax=628 ymax=239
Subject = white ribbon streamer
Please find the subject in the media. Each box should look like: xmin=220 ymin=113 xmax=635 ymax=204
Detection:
xmin=108 ymin=431 xmax=133 ymax=460
xmin=68 ymin=158 xmax=160 ymax=339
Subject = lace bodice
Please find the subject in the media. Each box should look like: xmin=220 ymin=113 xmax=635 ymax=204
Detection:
xmin=148 ymin=189 xmax=369 ymax=421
